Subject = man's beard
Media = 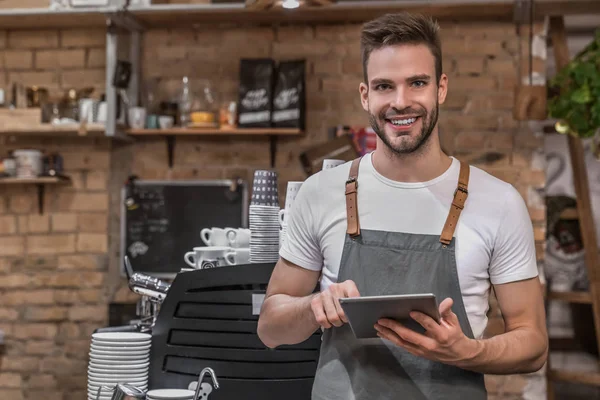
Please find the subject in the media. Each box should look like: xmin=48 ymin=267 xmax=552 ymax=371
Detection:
xmin=369 ymin=101 xmax=438 ymax=155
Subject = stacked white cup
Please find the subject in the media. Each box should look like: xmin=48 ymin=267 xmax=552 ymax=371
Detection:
xmin=278 ymin=181 xmax=304 ymax=249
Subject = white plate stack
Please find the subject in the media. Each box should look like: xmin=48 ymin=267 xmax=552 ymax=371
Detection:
xmin=146 ymin=389 xmax=196 ymax=400
xmin=87 ymin=332 xmax=152 ymax=400
xmin=249 ymin=170 xmax=280 ymax=263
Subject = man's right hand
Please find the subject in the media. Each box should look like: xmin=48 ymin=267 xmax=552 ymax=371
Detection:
xmin=310 ymin=280 xmax=360 ymax=328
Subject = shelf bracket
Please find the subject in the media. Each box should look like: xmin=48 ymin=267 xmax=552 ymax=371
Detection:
xmin=36 ymin=184 xmax=45 ymax=215
xmin=269 ymin=135 xmax=277 ymax=168
xmin=166 ymin=135 xmax=176 ymax=168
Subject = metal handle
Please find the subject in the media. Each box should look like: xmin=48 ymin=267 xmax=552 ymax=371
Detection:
xmin=193 ymin=367 xmax=219 ymax=400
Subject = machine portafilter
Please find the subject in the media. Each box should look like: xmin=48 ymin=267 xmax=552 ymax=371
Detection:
xmin=124 ymin=255 xmax=171 ymax=331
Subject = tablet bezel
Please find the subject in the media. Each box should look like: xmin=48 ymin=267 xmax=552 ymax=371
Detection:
xmin=339 ymin=293 xmax=440 ymax=339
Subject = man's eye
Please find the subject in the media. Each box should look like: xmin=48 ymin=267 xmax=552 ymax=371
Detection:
xmin=375 ymin=84 xmax=391 ymax=91
xmin=412 ymin=80 xmax=426 ymax=87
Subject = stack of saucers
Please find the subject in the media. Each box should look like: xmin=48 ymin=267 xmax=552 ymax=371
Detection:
xmin=249 ymin=170 xmax=280 ymax=263
xmin=146 ymin=389 xmax=196 ymax=400
xmin=87 ymin=332 xmax=151 ymax=400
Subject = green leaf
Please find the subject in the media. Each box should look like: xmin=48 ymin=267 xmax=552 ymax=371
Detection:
xmin=571 ymin=83 xmax=592 ymax=104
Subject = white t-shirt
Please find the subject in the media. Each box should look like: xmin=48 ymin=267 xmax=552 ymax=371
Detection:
xmin=279 ymin=152 xmax=538 ymax=339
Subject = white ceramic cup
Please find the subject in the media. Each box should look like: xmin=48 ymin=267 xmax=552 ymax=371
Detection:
xmin=184 ymin=246 xmax=234 ymax=269
xmin=278 ymin=209 xmax=287 ymax=228
xmin=158 ymin=115 xmax=174 ymax=129
xmin=13 ymin=149 xmax=43 ymax=178
xmin=128 ymin=107 xmax=147 ymax=129
xmin=225 ymin=248 xmax=250 ymax=266
xmin=201 ymin=228 xmax=232 ymax=247
xmin=322 ymin=159 xmax=345 ymax=170
xmin=225 ymin=228 xmax=251 ymax=248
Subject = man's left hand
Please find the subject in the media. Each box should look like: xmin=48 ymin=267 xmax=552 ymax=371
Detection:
xmin=374 ymin=297 xmax=481 ymax=366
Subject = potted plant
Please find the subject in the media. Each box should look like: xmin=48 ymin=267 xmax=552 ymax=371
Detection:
xmin=548 ymin=27 xmax=600 ymax=156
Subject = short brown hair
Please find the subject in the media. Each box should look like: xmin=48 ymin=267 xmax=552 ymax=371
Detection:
xmin=361 ymin=12 xmax=442 ymax=84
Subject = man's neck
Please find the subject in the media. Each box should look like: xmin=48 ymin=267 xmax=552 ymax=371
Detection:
xmin=371 ymin=137 xmax=452 ymax=183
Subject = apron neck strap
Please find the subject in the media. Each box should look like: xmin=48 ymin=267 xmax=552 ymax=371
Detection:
xmin=345 ymin=157 xmax=362 ymax=237
xmin=439 ymin=160 xmax=470 ymax=245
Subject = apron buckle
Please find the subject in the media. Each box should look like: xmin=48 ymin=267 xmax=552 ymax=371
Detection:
xmin=454 ymin=186 xmax=468 ymax=197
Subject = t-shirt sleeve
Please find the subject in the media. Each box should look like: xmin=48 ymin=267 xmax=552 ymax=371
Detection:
xmin=489 ymin=185 xmax=539 ymax=285
xmin=279 ymin=174 xmax=324 ymax=271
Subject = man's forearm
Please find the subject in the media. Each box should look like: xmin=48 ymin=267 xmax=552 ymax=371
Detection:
xmin=457 ymin=328 xmax=548 ymax=374
xmin=257 ymin=293 xmax=320 ymax=348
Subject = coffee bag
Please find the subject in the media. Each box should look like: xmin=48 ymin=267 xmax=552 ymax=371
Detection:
xmin=272 ymin=60 xmax=306 ymax=129
xmin=237 ymin=59 xmax=275 ymax=128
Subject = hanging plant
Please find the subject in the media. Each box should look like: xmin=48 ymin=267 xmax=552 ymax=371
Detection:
xmin=548 ymin=28 xmax=600 ymax=139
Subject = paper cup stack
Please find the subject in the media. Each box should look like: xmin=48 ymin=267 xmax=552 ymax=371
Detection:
xmin=249 ymin=170 xmax=280 ymax=263
xmin=146 ymin=389 xmax=196 ymax=400
xmin=87 ymin=332 xmax=151 ymax=400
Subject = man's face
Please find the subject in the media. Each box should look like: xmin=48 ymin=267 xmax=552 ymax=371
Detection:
xmin=359 ymin=44 xmax=447 ymax=155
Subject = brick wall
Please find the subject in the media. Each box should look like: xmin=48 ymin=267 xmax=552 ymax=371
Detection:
xmin=0 ymin=20 xmax=545 ymax=400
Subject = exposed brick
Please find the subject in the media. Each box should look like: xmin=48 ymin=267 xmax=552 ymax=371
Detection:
xmin=8 ymin=30 xmax=58 ymax=48
xmin=13 ymin=323 xmax=58 ymax=339
xmin=0 ymin=290 xmax=54 ymax=305
xmin=77 ymin=213 xmax=108 ymax=233
xmin=487 ymin=59 xmax=517 ymax=75
xmin=68 ymin=305 xmax=106 ymax=322
xmin=455 ymin=132 xmax=487 ymax=149
xmin=60 ymin=29 xmax=105 ymax=47
xmin=56 ymin=193 xmax=108 ymax=211
xmin=24 ymin=306 xmax=68 ymax=322
xmin=0 ymin=215 xmax=17 ymax=234
xmin=25 ymin=341 xmax=57 ymax=356
xmin=79 ymin=289 xmax=102 ymax=303
xmin=0 ymin=273 xmax=30 ymax=289
xmin=7 ymin=71 xmax=58 ymax=87
xmin=3 ymin=50 xmax=33 ymax=69
xmin=57 ymin=323 xmax=80 ymax=340
xmin=51 ymin=213 xmax=77 ymax=232
xmin=9 ymin=193 xmax=34 ymax=214
xmin=456 ymin=23 xmax=515 ymax=38
xmin=61 ymin=69 xmax=105 ymax=88
xmin=0 ymin=308 xmax=19 ymax=321
xmin=26 ymin=374 xmax=57 ymax=389
xmin=86 ymin=47 xmax=106 ymax=68
xmin=25 ymin=255 xmax=57 ymax=270
xmin=57 ymin=254 xmax=103 ymax=270
xmin=0 ymin=373 xmax=22 ymax=388
xmin=455 ymin=56 xmax=485 ymax=75
xmin=86 ymin=170 xmax=107 ymax=190
xmin=61 ymin=151 xmax=110 ymax=169
xmin=32 ymin=271 xmax=104 ymax=288
xmin=276 ymin=26 xmax=314 ymax=42
xmin=0 ymin=390 xmax=23 ymax=400
xmin=39 ymin=357 xmax=86 ymax=375
xmin=26 ymin=214 xmax=50 ymax=233
xmin=448 ymin=76 xmax=497 ymax=91
xmin=27 ymin=234 xmax=76 ymax=255
xmin=0 ymin=196 xmax=5 ymax=214
xmin=76 ymin=233 xmax=107 ymax=253
xmin=25 ymin=391 xmax=62 ymax=400
xmin=313 ymin=59 xmax=341 ymax=75
xmin=2 ymin=356 xmax=39 ymax=372
xmin=0 ymin=31 xmax=6 ymax=48
xmin=35 ymin=49 xmax=85 ymax=69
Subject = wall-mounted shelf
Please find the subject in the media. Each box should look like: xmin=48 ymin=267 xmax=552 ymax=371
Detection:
xmin=0 ymin=176 xmax=71 ymax=214
xmin=0 ymin=123 xmax=106 ymax=137
xmin=127 ymin=127 xmax=303 ymax=168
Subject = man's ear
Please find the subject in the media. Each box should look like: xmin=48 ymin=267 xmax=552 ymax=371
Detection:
xmin=437 ymin=73 xmax=448 ymax=105
xmin=359 ymin=82 xmax=369 ymax=112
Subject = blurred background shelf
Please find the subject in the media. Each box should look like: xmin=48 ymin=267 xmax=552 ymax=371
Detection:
xmin=126 ymin=127 xmax=302 ymax=136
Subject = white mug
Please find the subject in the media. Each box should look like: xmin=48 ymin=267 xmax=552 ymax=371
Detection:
xmin=225 ymin=228 xmax=251 ymax=248
xmin=201 ymin=228 xmax=232 ymax=247
xmin=278 ymin=209 xmax=287 ymax=228
xmin=225 ymin=248 xmax=251 ymax=266
xmin=128 ymin=107 xmax=147 ymax=129
xmin=322 ymin=159 xmax=345 ymax=170
xmin=184 ymin=246 xmax=234 ymax=269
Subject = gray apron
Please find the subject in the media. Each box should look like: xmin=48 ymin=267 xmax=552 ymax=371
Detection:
xmin=312 ymin=157 xmax=487 ymax=400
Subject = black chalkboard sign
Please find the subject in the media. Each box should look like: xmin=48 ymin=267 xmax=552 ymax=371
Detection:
xmin=120 ymin=180 xmax=248 ymax=277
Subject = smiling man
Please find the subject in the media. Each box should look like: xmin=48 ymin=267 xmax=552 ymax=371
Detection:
xmin=257 ymin=12 xmax=548 ymax=400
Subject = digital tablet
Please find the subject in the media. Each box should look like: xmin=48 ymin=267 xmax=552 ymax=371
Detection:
xmin=339 ymin=293 xmax=440 ymax=339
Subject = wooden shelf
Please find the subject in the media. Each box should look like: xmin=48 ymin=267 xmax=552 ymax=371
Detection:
xmin=0 ymin=123 xmax=106 ymax=137
xmin=0 ymin=7 xmax=113 ymax=30
xmin=126 ymin=127 xmax=302 ymax=136
xmin=548 ymin=369 xmax=600 ymax=386
xmin=0 ymin=176 xmax=71 ymax=214
xmin=547 ymin=290 xmax=592 ymax=304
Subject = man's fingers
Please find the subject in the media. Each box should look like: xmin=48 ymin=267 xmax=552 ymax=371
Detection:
xmin=342 ymin=280 xmax=360 ymax=297
xmin=322 ymin=294 xmax=344 ymax=327
xmin=439 ymin=297 xmax=454 ymax=316
xmin=310 ymin=296 xmax=331 ymax=329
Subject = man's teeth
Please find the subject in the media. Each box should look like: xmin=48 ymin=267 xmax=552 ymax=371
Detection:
xmin=390 ymin=117 xmax=417 ymax=126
